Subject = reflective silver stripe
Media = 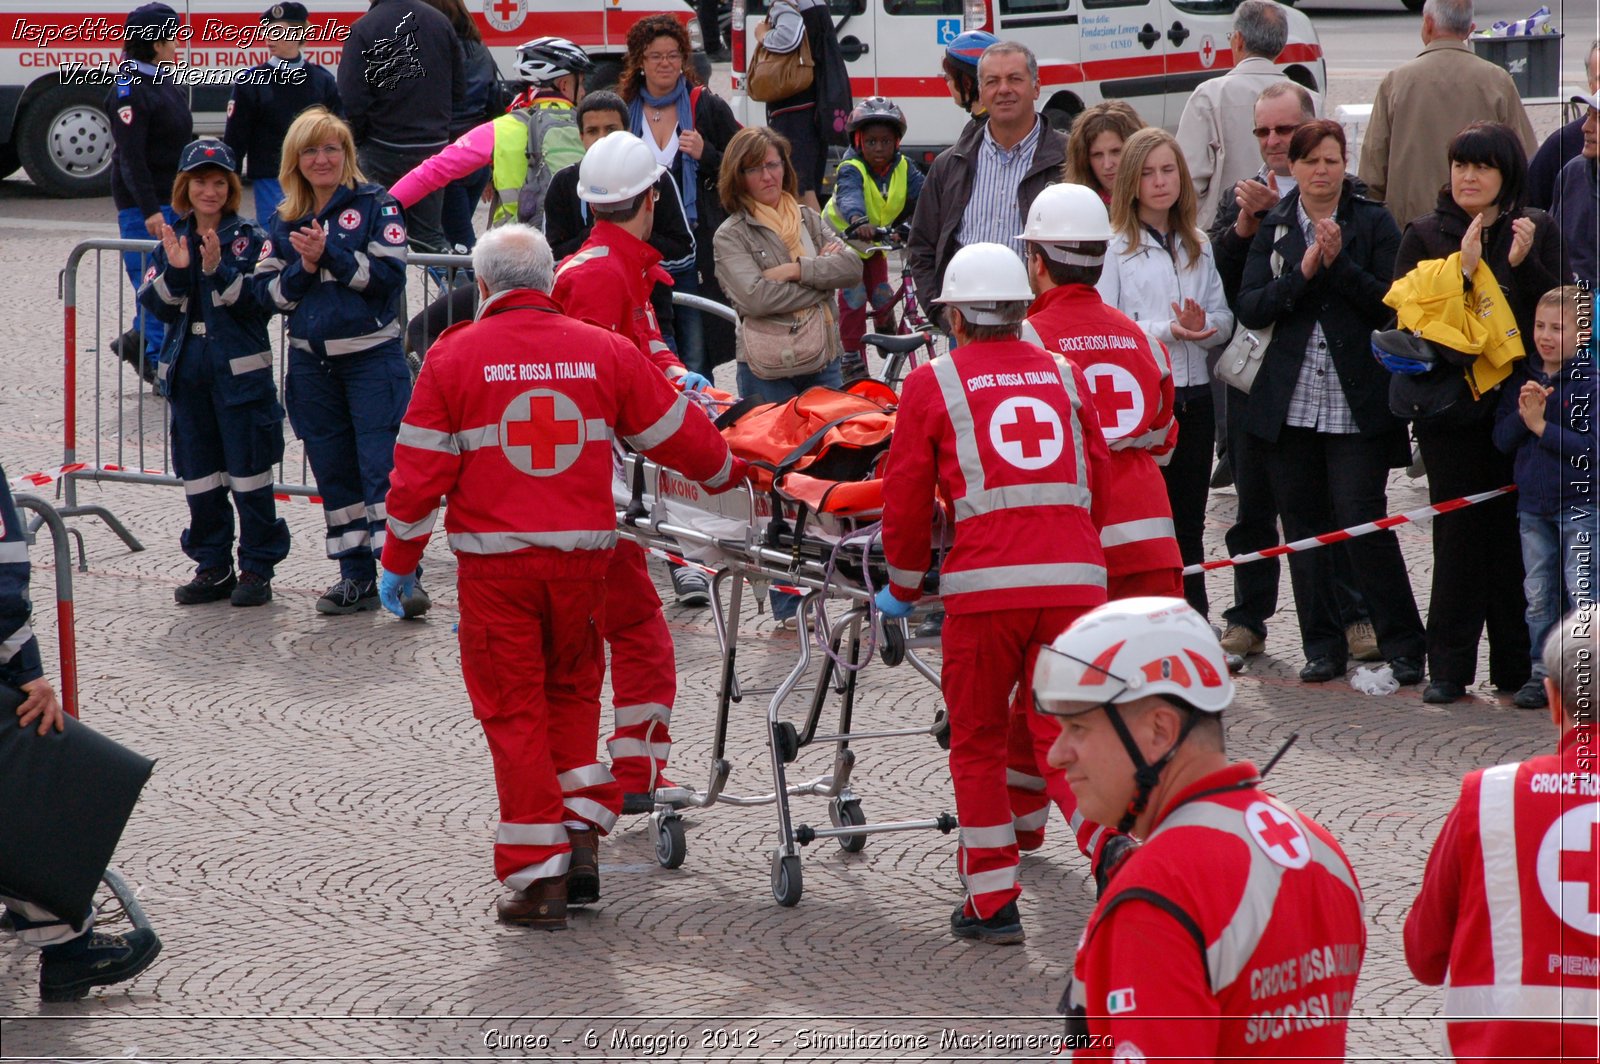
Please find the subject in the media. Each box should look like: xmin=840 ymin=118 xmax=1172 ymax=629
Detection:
xmin=554 ymin=245 xmax=610 ymax=280
xmin=387 ymin=509 xmax=439 ymax=541
xmin=1110 ymin=425 xmax=1170 ymax=451
xmin=0 ymin=895 xmax=79 ymax=947
xmin=1146 ymin=333 xmax=1172 ymax=377
xmin=941 ymin=562 xmax=1106 ymax=597
xmin=228 ymin=350 xmax=272 ymax=376
xmin=184 ymin=471 xmax=226 ymax=495
xmin=324 ymin=502 xmax=366 ymax=527
xmin=1018 ymin=320 xmax=1042 ymax=346
xmin=1052 ymin=354 xmax=1091 ymax=501
xmin=886 ymin=563 xmax=926 ymax=589
xmin=613 ymin=702 xmax=671 ymax=729
xmin=626 ymin=394 xmax=688 ymax=451
xmin=230 ymin=470 xmax=273 ymax=493
xmin=563 ymin=796 xmax=618 ymax=834
xmin=1101 ymin=517 xmax=1177 ymax=548
xmin=323 ymin=320 xmax=401 ymax=356
xmin=931 ymin=357 xmax=991 ymax=515
xmin=495 ymin=822 xmax=568 ymax=847
xmin=961 ymin=823 xmax=1018 ymax=850
xmin=455 ymin=424 xmax=499 ymax=451
xmin=289 ymin=337 xmax=313 ymax=351
xmin=1443 ymin=984 xmax=1600 ymax=1023
xmin=397 ymin=423 xmax=459 ymax=454
xmin=607 ymin=737 xmax=671 ymax=761
xmin=257 ymin=256 xmax=286 ymax=273
xmin=348 ymin=251 xmax=372 ymax=292
xmin=653 ymin=341 xmax=677 ymax=361
xmin=1013 ymin=807 xmax=1049 ymax=833
xmin=266 ymin=274 xmax=296 ymax=311
xmin=964 ymin=865 xmax=1020 ymax=897
xmin=152 ymin=270 xmax=183 ymax=306
xmin=701 ymin=449 xmax=735 ymax=490
xmin=326 ymin=528 xmax=370 ymax=554
xmin=212 ymin=274 xmax=245 ymax=307
xmin=366 ymin=502 xmax=387 ymax=523
xmin=1006 ymin=768 xmax=1046 ymax=793
xmin=556 ymin=762 xmax=616 ymax=792
xmin=504 ymin=851 xmax=571 ymax=890
xmin=448 ymin=529 xmax=617 ymax=553
xmin=0 ymin=627 xmax=34 ymax=664
xmin=956 ymin=482 xmax=1093 ymax=521
xmin=367 ymin=241 xmax=406 ymax=260
xmin=1478 ymin=764 xmax=1524 ymax=982
xmin=0 ymin=542 xmax=33 ymax=564
xmin=369 ymin=528 xmax=386 ymax=552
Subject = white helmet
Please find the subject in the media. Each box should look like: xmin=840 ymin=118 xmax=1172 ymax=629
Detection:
xmin=1018 ymin=182 xmax=1114 ymax=244
xmin=515 ymin=36 xmax=593 ymax=84
xmin=1033 ymin=597 xmax=1234 ymax=715
xmin=932 ymin=242 xmax=1035 ymax=324
xmin=578 ymin=131 xmax=664 ymax=205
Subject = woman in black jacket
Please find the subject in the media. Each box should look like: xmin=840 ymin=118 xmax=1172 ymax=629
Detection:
xmin=1392 ymin=121 xmax=1563 ymax=705
xmin=1237 ymin=119 xmax=1427 ymax=685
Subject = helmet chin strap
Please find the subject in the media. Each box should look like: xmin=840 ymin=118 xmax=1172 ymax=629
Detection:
xmin=1099 ymin=697 xmax=1200 ymax=834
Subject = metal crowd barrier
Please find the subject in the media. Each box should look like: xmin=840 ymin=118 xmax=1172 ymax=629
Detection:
xmin=11 ymin=493 xmax=80 ymax=720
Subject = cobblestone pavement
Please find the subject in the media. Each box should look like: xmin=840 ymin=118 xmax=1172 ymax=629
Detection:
xmin=0 ymin=59 xmax=1583 ymax=1064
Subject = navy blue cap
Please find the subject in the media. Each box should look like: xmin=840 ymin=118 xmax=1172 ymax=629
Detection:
xmin=261 ymin=2 xmax=309 ymax=23
xmin=178 ymin=139 xmax=238 ymax=174
xmin=125 ymin=3 xmax=180 ymax=35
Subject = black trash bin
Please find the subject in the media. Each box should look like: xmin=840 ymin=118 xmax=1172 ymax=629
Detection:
xmin=1470 ymin=32 xmax=1565 ymax=99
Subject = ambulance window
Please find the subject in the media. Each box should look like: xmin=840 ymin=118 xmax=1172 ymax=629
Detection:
xmin=883 ymin=0 xmax=964 ymax=15
xmin=745 ymin=0 xmax=862 ymax=14
xmin=1000 ymin=0 xmax=1073 ymax=13
xmin=1081 ymin=0 xmax=1152 ymax=8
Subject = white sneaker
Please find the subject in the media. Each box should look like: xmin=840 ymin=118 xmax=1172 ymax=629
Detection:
xmin=670 ymin=566 xmax=710 ymax=606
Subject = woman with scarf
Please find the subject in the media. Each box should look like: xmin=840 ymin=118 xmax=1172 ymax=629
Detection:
xmin=619 ymin=14 xmax=742 ymax=376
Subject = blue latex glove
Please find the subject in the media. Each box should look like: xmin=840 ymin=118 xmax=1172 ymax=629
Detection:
xmin=874 ymin=586 xmax=914 ymax=619
xmin=680 ymin=371 xmax=712 ymax=392
xmin=377 ymin=569 xmax=414 ymax=619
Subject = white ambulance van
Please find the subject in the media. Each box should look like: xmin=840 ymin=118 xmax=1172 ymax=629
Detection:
xmin=728 ymin=0 xmax=1326 ymax=164
xmin=1 ymin=0 xmax=707 ymax=196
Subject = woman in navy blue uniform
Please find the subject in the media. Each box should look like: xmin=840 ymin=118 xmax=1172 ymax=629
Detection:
xmin=138 ymin=140 xmax=290 ymax=607
xmin=252 ymin=107 xmax=427 ymax=616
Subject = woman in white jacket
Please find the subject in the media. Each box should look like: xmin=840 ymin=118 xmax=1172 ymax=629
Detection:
xmin=1096 ymin=127 xmax=1232 ymax=617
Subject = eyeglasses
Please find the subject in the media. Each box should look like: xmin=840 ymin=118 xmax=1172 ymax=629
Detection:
xmin=1252 ymin=124 xmax=1300 ymax=139
xmin=742 ymin=161 xmax=784 ymax=177
xmin=299 ymin=144 xmax=344 ymax=160
xmin=644 ymin=51 xmax=683 ymax=64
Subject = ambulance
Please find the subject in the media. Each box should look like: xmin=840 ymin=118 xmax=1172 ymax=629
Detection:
xmin=728 ymin=0 xmax=1326 ymax=163
xmin=0 ymin=0 xmax=708 ymax=196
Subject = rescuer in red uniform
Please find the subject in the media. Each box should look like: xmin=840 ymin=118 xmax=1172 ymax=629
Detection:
xmin=1404 ymin=605 xmax=1600 ymax=1060
xmin=875 ymin=241 xmax=1113 ymax=944
xmin=1036 ymin=597 xmax=1366 ymax=1058
xmin=378 ymin=224 xmax=744 ymax=931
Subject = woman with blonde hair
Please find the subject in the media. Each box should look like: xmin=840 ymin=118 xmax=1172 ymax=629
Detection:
xmin=1064 ymin=101 xmax=1146 ymax=204
xmin=1097 ymin=125 xmax=1231 ymax=619
xmin=251 ymin=106 xmax=425 ymax=617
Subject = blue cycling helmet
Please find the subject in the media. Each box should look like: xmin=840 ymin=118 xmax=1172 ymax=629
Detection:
xmin=1371 ymin=329 xmax=1440 ymax=376
xmin=946 ymin=30 xmax=1000 ymax=69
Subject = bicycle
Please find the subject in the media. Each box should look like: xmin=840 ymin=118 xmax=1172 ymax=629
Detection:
xmin=843 ymin=224 xmax=942 ymax=389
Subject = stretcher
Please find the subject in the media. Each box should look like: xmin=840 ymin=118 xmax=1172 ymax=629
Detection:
xmin=613 ymin=446 xmax=956 ymax=907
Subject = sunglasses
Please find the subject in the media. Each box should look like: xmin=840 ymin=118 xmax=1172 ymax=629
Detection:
xmin=1253 ymin=124 xmax=1300 ymax=139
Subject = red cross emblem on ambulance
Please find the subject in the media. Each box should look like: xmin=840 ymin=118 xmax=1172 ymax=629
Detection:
xmin=1199 ymin=35 xmax=1218 ymax=69
xmin=990 ymin=397 xmax=1064 ymax=471
xmin=338 ymin=209 xmax=362 ymax=231
xmin=499 ymin=388 xmax=587 ymax=477
xmin=1536 ymin=803 xmax=1600 ymax=935
xmin=1245 ymin=801 xmax=1311 ymax=870
xmin=1084 ymin=363 xmax=1145 ymax=441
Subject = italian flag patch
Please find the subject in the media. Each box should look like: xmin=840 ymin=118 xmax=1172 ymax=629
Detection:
xmin=1106 ymin=988 xmax=1137 ymax=1014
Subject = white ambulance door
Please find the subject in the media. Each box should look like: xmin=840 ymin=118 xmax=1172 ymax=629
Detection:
xmin=1158 ymin=0 xmax=1233 ymax=127
xmin=869 ymin=0 xmax=966 ymax=162
xmin=1076 ymin=0 xmax=1168 ymax=127
xmin=990 ymin=0 xmax=1083 ymax=133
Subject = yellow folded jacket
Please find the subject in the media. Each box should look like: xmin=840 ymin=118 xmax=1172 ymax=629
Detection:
xmin=1383 ymin=252 xmax=1525 ymax=395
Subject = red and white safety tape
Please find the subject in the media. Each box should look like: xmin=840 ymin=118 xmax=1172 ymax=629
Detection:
xmin=641 ymin=544 xmax=807 ymax=597
xmin=1182 ymin=485 xmax=1516 ymax=576
xmin=7 ymin=462 xmax=326 ymax=506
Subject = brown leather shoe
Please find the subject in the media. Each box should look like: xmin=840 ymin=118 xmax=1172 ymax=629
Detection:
xmin=496 ymin=874 xmax=568 ymax=930
xmin=567 ymin=829 xmax=599 ymax=907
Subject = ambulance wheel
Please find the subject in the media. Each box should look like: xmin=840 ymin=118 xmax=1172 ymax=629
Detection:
xmin=16 ymin=86 xmax=114 ymax=197
xmin=654 ymin=815 xmax=687 ymax=869
xmin=772 ymin=721 xmax=799 ymax=764
xmin=772 ymin=853 xmax=803 ymax=907
xmin=830 ymin=799 xmax=867 ymax=853
xmin=880 ymin=622 xmax=905 ymax=667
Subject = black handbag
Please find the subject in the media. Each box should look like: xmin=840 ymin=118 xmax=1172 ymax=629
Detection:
xmin=0 ymin=684 xmax=155 ymax=923
xmin=1386 ymin=335 xmax=1480 ymax=424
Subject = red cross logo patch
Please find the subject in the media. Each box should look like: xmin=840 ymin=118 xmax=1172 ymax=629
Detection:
xmin=499 ymin=388 xmax=587 ymax=477
xmin=231 ymin=235 xmax=250 ymax=258
xmin=1536 ymin=803 xmax=1600 ymax=935
xmin=259 ymin=239 xmax=273 ymax=260
xmin=989 ymin=396 xmax=1064 ymax=471
xmin=143 ymin=265 xmax=156 ymax=282
xmin=117 ymin=106 xmax=134 ymax=126
xmin=338 ymin=209 xmax=362 ymax=231
xmin=1199 ymin=35 xmax=1217 ymax=69
xmin=383 ymin=222 xmax=406 ymax=245
xmin=1084 ymin=363 xmax=1146 ymax=441
xmin=1245 ymin=801 xmax=1311 ymax=870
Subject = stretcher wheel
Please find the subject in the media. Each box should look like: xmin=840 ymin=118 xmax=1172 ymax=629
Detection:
xmin=772 ymin=721 xmax=800 ymax=764
xmin=830 ymin=799 xmax=867 ymax=853
xmin=772 ymin=853 xmax=803 ymax=907
xmin=933 ymin=716 xmax=951 ymax=751
xmin=654 ymin=814 xmax=687 ymax=870
xmin=880 ymin=622 xmax=906 ymax=667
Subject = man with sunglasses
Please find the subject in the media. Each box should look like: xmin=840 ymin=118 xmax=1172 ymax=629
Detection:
xmin=1036 ymin=597 xmax=1366 ymax=1059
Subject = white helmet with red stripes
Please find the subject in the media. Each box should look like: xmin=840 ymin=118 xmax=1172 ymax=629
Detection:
xmin=1033 ymin=597 xmax=1234 ymax=715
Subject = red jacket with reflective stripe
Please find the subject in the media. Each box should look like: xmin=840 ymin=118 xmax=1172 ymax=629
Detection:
xmin=1025 ymin=284 xmax=1181 ymax=578
xmin=380 ymin=288 xmax=737 ymax=579
xmin=1403 ymin=727 xmax=1599 ymax=1061
xmin=1069 ymin=763 xmax=1367 ymax=1059
xmin=551 ymin=220 xmax=685 ymax=377
xmin=880 ymin=338 xmax=1111 ymax=615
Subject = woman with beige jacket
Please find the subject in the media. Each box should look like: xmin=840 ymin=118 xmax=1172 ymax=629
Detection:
xmin=714 ymin=126 xmax=862 ymax=405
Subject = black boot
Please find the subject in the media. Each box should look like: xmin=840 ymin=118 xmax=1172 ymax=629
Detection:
xmin=39 ymin=928 xmax=162 ymax=1002
xmin=175 ymin=566 xmax=236 ymax=605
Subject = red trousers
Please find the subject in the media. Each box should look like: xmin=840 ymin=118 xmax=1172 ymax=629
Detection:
xmin=838 ymin=250 xmax=894 ymax=355
xmin=1107 ymin=566 xmax=1184 ymax=600
xmin=943 ymin=605 xmax=1099 ymax=918
xmin=457 ymin=559 xmax=622 ymax=888
xmin=602 ymin=540 xmax=678 ymax=793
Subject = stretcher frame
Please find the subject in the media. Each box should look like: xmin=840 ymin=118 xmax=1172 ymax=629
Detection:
xmin=615 ymin=455 xmax=957 ymax=906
